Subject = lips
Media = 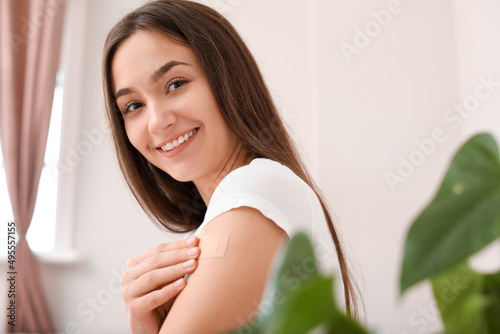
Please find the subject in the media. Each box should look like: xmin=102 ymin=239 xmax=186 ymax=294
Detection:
xmin=156 ymin=127 xmax=198 ymax=152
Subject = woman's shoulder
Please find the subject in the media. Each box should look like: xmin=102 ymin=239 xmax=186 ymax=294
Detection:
xmin=212 ymin=158 xmax=311 ymax=199
xmin=203 ymin=158 xmax=323 ymax=238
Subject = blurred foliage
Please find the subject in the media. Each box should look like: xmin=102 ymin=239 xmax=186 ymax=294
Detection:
xmin=401 ymin=133 xmax=500 ymax=333
xmin=228 ymin=232 xmax=368 ymax=334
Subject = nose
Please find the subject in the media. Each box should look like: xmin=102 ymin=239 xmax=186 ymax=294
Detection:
xmin=147 ymin=101 xmax=176 ymax=134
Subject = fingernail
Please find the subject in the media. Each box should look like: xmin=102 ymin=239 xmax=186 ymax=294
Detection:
xmin=186 ymin=236 xmax=197 ymax=246
xmin=183 ymin=259 xmax=195 ymax=268
xmin=174 ymin=278 xmax=185 ymax=287
xmin=186 ymin=247 xmax=197 ymax=256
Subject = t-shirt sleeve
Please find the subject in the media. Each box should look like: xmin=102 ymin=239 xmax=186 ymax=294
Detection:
xmin=197 ymin=159 xmax=323 ymax=239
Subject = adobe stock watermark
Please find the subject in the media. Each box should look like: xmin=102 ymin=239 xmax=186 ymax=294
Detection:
xmin=385 ymin=74 xmax=500 ymax=192
xmin=398 ymin=272 xmax=474 ymax=334
xmin=10 ymin=0 xmax=67 ymax=53
xmin=60 ymin=268 xmax=125 ymax=334
xmin=339 ymin=0 xmax=404 ymax=64
xmin=59 ymin=120 xmax=110 ymax=178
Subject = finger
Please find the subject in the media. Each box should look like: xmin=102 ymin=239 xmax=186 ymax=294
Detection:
xmin=129 ymin=278 xmax=186 ymax=315
xmin=126 ymin=246 xmax=200 ymax=281
xmin=123 ymin=259 xmax=198 ymax=300
xmin=127 ymin=236 xmax=199 ymax=269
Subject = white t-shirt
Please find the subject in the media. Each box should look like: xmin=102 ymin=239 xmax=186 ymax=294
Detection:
xmin=185 ymin=158 xmax=340 ymax=276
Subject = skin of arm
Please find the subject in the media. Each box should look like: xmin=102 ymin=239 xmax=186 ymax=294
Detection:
xmin=159 ymin=206 xmax=288 ymax=333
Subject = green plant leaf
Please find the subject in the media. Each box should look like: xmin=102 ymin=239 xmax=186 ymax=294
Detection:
xmin=272 ymin=275 xmax=366 ymax=334
xmin=401 ymin=133 xmax=500 ymax=293
xmin=431 ymin=264 xmax=500 ymax=334
xmin=252 ymin=232 xmax=326 ymax=334
xmin=482 ymin=270 xmax=500 ymax=332
xmin=275 ymin=276 xmax=335 ymax=333
xmin=323 ymin=308 xmax=369 ymax=334
xmin=431 ymin=263 xmax=485 ymax=334
xmin=229 ymin=232 xmax=368 ymax=334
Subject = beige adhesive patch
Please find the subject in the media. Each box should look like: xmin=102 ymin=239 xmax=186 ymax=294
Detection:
xmin=199 ymin=233 xmax=230 ymax=258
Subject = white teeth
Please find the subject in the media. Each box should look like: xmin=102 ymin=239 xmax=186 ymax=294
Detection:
xmin=160 ymin=129 xmax=197 ymax=151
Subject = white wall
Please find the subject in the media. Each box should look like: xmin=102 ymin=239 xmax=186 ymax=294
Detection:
xmin=2 ymin=0 xmax=498 ymax=333
xmin=316 ymin=0 xmax=459 ymax=332
xmin=314 ymin=0 xmax=500 ymax=332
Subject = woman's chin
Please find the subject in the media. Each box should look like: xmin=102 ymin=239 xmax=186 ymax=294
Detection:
xmin=164 ymin=168 xmax=195 ymax=183
xmin=171 ymin=175 xmax=192 ymax=183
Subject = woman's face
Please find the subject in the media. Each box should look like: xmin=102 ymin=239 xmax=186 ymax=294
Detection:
xmin=112 ymin=30 xmax=240 ymax=183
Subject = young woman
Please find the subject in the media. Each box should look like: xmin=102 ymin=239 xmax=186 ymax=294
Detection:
xmin=102 ymin=1 xmax=361 ymax=333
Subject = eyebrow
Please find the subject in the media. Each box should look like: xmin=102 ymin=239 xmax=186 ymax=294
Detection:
xmin=115 ymin=60 xmax=190 ymax=99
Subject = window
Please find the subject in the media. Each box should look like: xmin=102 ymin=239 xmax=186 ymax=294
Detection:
xmin=0 ymin=72 xmax=64 ymax=253
xmin=0 ymin=0 xmax=87 ymax=258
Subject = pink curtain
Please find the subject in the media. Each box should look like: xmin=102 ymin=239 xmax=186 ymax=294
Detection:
xmin=0 ymin=0 xmax=66 ymax=332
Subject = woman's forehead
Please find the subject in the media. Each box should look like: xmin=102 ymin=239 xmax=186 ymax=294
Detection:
xmin=111 ymin=30 xmax=199 ymax=92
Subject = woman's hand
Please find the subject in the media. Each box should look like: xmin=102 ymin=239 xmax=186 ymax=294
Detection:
xmin=121 ymin=236 xmax=200 ymax=334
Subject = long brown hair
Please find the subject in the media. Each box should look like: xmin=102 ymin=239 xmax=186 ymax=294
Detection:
xmin=102 ymin=0 xmax=361 ymax=318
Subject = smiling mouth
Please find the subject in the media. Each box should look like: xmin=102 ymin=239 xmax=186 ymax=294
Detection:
xmin=160 ymin=128 xmax=198 ymax=151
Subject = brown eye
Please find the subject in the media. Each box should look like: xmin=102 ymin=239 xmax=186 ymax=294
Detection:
xmin=124 ymin=102 xmax=143 ymax=114
xmin=167 ymin=78 xmax=188 ymax=93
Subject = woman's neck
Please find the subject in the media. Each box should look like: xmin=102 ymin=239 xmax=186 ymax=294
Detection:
xmin=194 ymin=142 xmax=254 ymax=206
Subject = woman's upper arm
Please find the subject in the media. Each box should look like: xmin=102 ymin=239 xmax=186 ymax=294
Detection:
xmin=159 ymin=206 xmax=288 ymax=334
